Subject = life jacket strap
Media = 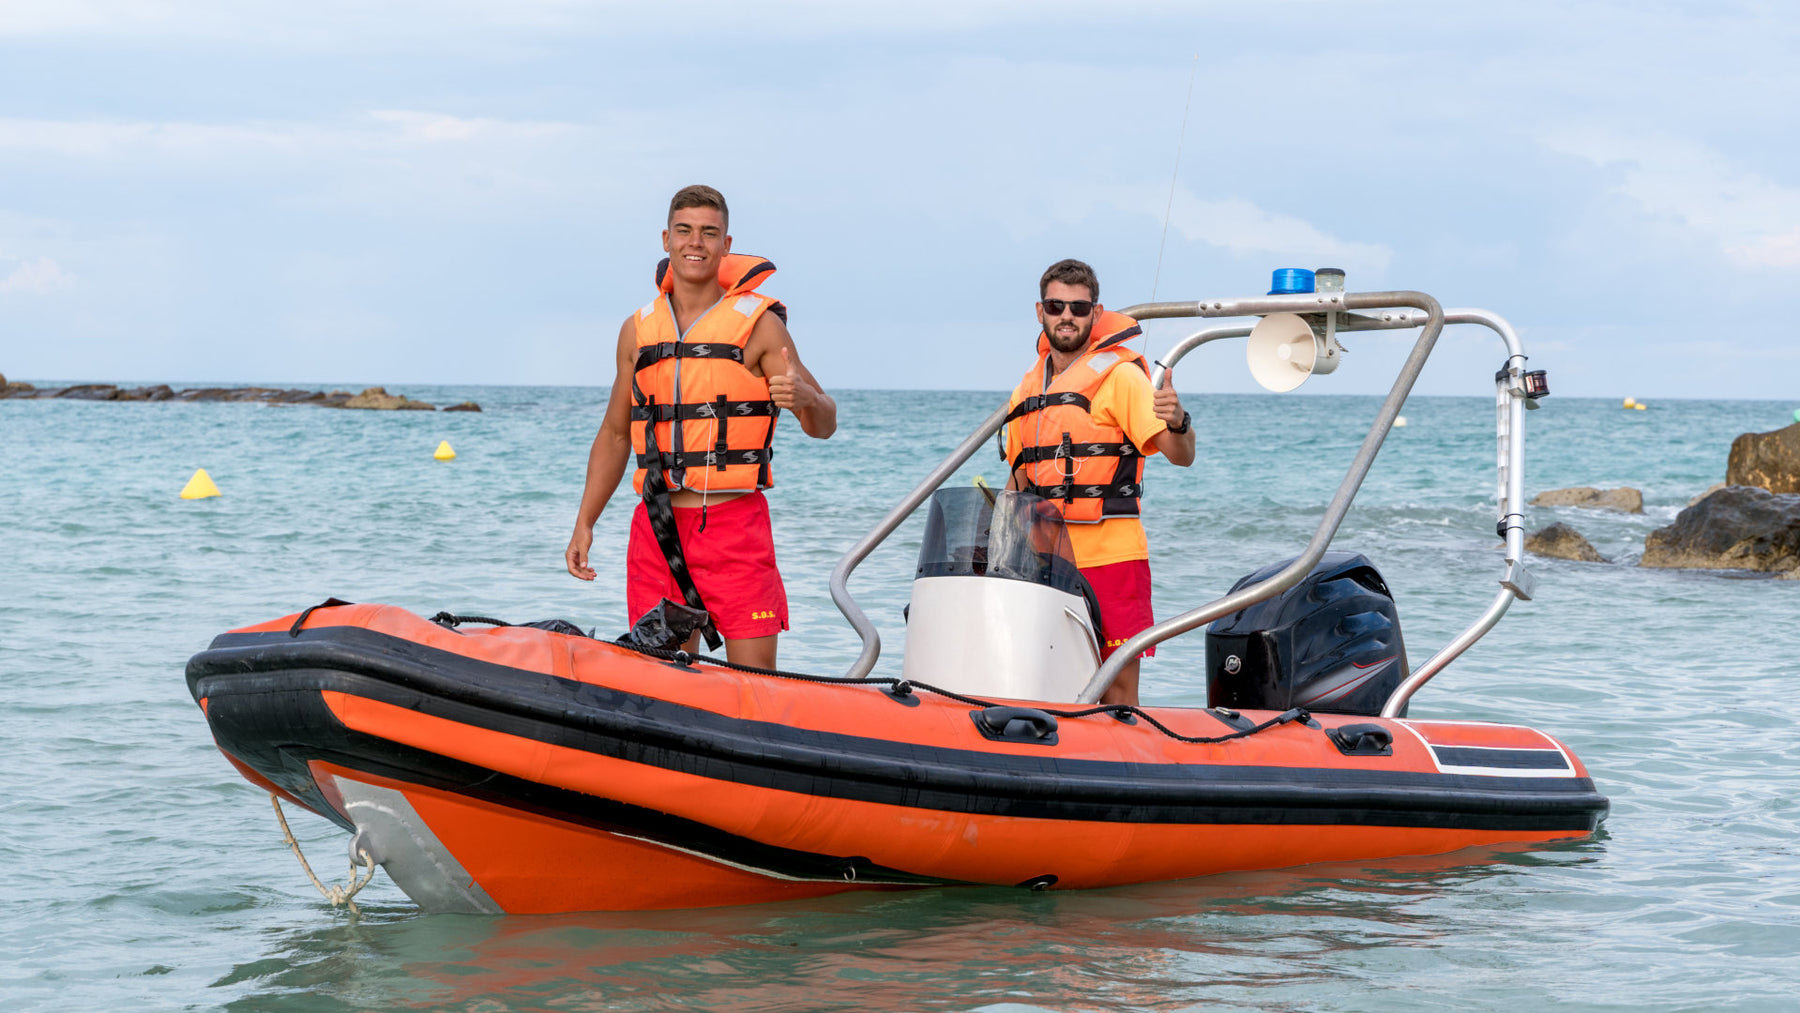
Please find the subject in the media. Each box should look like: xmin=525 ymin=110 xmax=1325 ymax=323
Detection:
xmin=1009 ymin=440 xmax=1139 ymax=466
xmin=630 ymin=399 xmax=777 ymax=422
xmin=636 ymin=403 xmax=722 ymax=650
xmin=636 ymin=447 xmax=774 ymax=472
xmin=1026 ymin=478 xmax=1144 ymax=505
xmin=633 ymin=341 xmax=746 ymax=371
xmin=1003 ymin=391 xmax=1092 ymax=425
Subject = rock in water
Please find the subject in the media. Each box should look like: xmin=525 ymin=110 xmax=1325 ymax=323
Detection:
xmin=1727 ymin=423 xmax=1800 ymax=494
xmin=443 ymin=401 xmax=482 ymax=412
xmin=1641 ymin=486 xmax=1800 ymax=573
xmin=1526 ymin=523 xmax=1609 ymax=562
xmin=56 ymin=383 xmax=121 ymax=401
xmin=1689 ymin=482 xmax=1727 ymax=507
xmin=340 ymin=386 xmax=437 ymax=411
xmin=1529 ymin=486 xmax=1645 ymax=513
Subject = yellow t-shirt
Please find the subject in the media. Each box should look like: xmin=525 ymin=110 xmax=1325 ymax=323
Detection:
xmin=1014 ymin=361 xmax=1168 ymax=568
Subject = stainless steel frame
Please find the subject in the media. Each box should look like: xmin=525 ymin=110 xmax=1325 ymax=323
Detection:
xmin=827 ymin=290 xmax=1538 ymax=716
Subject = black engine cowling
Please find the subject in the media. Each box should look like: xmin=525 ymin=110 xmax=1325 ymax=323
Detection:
xmin=1205 ymin=551 xmax=1409 ymax=717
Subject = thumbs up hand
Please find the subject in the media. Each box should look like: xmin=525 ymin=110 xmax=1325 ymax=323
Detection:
xmin=768 ymin=345 xmax=815 ymax=412
xmin=1154 ymin=368 xmax=1185 ymax=427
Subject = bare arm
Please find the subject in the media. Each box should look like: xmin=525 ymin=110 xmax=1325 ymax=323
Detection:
xmin=750 ymin=312 xmax=836 ymax=439
xmin=565 ymin=316 xmax=640 ymax=580
xmin=1148 ymin=369 xmax=1196 ymax=467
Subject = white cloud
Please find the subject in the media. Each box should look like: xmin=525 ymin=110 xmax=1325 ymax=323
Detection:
xmin=0 ymin=257 xmax=75 ymax=295
xmin=1096 ymin=183 xmax=1392 ymax=274
xmin=1544 ymin=129 xmax=1800 ymax=269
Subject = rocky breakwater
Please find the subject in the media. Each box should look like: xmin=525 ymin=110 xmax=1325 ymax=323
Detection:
xmin=0 ymin=374 xmax=476 ymax=411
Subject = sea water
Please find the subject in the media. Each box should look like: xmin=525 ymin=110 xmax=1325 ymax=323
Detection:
xmin=2 ymin=388 xmax=1797 ymax=1011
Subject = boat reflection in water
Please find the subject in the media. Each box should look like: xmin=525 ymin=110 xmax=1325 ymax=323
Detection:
xmin=217 ymin=841 xmax=1602 ymax=1011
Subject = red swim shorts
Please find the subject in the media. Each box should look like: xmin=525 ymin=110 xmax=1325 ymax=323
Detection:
xmin=627 ymin=491 xmax=789 ymax=641
xmin=1080 ymin=558 xmax=1156 ymax=660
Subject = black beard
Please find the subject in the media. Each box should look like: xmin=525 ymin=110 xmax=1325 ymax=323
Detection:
xmin=1043 ymin=321 xmax=1092 ymax=354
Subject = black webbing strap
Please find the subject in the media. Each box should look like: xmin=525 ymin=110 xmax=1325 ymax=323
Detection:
xmin=289 ymin=597 xmax=355 ymax=637
xmin=1027 ymin=478 xmax=1142 ymax=502
xmin=1002 ymin=391 xmax=1091 ymax=425
xmin=712 ymin=395 xmax=729 ymax=471
xmin=1009 ymin=440 xmax=1138 ymax=465
xmin=630 ymin=400 xmax=776 ymax=422
xmin=638 ymin=402 xmax=723 ymax=651
xmin=756 ymin=404 xmax=778 ymax=488
xmin=633 ymin=342 xmax=745 ymax=371
xmin=636 ymin=447 xmax=773 ymax=472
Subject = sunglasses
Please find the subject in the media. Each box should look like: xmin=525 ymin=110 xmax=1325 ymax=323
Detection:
xmin=1041 ymin=299 xmax=1094 ymax=317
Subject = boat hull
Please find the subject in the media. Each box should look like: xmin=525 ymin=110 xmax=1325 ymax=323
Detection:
xmin=189 ymin=604 xmax=1608 ymax=913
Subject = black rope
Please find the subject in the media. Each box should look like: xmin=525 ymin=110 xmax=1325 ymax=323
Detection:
xmin=608 ymin=637 xmax=1314 ymax=746
xmin=429 ymin=612 xmax=514 ymax=629
xmin=420 ymin=608 xmax=1316 ymax=747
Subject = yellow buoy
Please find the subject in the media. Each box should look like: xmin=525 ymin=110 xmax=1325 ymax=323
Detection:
xmin=1634 ymin=402 xmax=1648 ymax=410
xmin=1623 ymin=397 xmax=1637 ymax=408
xmin=180 ymin=468 xmax=220 ymax=500
xmin=434 ymin=440 xmax=456 ymax=461
xmin=1393 ymin=415 xmax=1408 ymax=428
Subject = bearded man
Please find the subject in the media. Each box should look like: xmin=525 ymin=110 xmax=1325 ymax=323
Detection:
xmin=1001 ymin=258 xmax=1194 ymax=706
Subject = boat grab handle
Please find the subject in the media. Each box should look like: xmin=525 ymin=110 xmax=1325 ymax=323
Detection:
xmin=971 ymin=706 xmax=1060 ymax=745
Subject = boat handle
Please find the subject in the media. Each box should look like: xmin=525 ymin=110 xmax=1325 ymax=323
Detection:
xmin=971 ymin=706 xmax=1060 ymax=745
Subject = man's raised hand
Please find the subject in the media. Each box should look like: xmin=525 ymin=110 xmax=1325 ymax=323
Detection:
xmin=768 ymin=345 xmax=814 ymax=412
xmin=1154 ymin=367 xmax=1185 ymax=427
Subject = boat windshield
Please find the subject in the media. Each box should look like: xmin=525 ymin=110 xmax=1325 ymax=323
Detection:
xmin=915 ymin=487 xmax=1086 ymax=596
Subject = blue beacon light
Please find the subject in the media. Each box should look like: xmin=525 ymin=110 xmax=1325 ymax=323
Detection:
xmin=1268 ymin=268 xmax=1315 ymax=295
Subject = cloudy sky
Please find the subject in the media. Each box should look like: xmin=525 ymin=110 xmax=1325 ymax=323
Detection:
xmin=1 ymin=1 xmax=1795 ymax=398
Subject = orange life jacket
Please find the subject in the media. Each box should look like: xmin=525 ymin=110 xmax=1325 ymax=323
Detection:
xmin=630 ymin=254 xmax=785 ymax=496
xmin=1002 ymin=311 xmax=1149 ymax=524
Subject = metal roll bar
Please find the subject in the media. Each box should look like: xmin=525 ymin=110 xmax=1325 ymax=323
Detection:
xmin=1076 ymin=291 xmax=1446 ymax=701
xmin=1131 ymin=305 xmax=1537 ymax=714
xmin=1379 ymin=308 xmax=1533 ymax=716
xmin=828 ymin=289 xmax=1538 ymax=716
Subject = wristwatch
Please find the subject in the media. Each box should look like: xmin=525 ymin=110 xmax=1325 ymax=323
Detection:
xmin=1168 ymin=411 xmax=1191 ymax=435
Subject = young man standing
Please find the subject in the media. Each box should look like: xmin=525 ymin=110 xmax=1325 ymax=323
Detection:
xmin=1001 ymin=258 xmax=1194 ymax=706
xmin=566 ymin=185 xmax=836 ymax=668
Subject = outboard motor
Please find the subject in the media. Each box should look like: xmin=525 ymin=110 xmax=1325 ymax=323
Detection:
xmin=903 ymin=488 xmax=1103 ymax=701
xmin=1206 ymin=551 xmax=1409 ymax=717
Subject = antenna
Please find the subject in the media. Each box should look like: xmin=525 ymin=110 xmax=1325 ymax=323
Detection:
xmin=1150 ymin=54 xmax=1199 ymax=302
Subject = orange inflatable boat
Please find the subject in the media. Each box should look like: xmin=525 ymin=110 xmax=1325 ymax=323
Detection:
xmin=189 ymin=283 xmax=1607 ymax=913
xmin=189 ymin=600 xmax=1604 ymax=914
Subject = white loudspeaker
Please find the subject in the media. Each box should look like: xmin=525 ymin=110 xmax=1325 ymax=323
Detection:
xmin=1247 ymin=312 xmax=1342 ymax=392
